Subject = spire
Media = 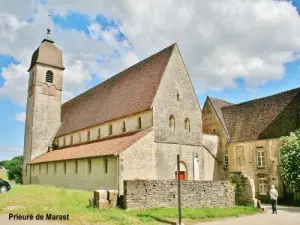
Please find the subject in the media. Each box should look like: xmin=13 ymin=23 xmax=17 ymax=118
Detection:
xmin=42 ymin=28 xmax=54 ymax=43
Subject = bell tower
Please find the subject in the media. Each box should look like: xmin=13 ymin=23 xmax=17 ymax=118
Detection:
xmin=23 ymin=29 xmax=65 ymax=184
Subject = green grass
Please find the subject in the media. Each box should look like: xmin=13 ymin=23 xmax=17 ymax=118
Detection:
xmin=0 ymin=184 xmax=258 ymax=225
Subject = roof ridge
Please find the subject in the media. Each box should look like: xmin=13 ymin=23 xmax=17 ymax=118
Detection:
xmin=62 ymin=43 xmax=176 ymax=108
xmin=208 ymin=96 xmax=233 ymax=105
xmin=222 ymin=87 xmax=300 ymax=109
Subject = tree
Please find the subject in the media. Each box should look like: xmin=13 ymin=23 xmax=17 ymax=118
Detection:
xmin=0 ymin=160 xmax=8 ymax=168
xmin=279 ymin=130 xmax=300 ymax=193
xmin=5 ymin=156 xmax=23 ymax=184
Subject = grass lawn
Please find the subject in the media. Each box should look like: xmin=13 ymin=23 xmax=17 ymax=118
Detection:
xmin=0 ymin=184 xmax=258 ymax=225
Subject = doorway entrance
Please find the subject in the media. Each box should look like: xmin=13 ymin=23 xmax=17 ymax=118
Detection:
xmin=175 ymin=161 xmax=187 ymax=180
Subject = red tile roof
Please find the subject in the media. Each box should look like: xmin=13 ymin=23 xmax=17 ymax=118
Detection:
xmin=30 ymin=128 xmax=152 ymax=164
xmin=56 ymin=44 xmax=176 ymax=137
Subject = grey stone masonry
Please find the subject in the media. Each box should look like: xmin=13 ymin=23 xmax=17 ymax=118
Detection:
xmin=123 ymin=180 xmax=235 ymax=210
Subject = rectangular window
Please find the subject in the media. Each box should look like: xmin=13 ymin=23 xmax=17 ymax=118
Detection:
xmin=64 ymin=162 xmax=67 ymax=174
xmin=259 ymin=178 xmax=268 ymax=195
xmin=75 ymin=161 xmax=78 ymax=174
xmin=88 ymin=159 xmax=92 ymax=174
xmin=97 ymin=128 xmax=101 ymax=139
xmin=224 ymin=155 xmax=229 ymax=169
xmin=87 ymin=131 xmax=90 ymax=141
xmin=138 ymin=117 xmax=142 ymax=129
xmin=257 ymin=151 xmax=265 ymax=168
xmin=54 ymin=163 xmax=57 ymax=174
xmin=104 ymin=158 xmax=108 ymax=173
xmin=70 ymin=135 xmax=73 ymax=145
xmin=108 ymin=124 xmax=113 ymax=136
xmin=25 ymin=164 xmax=28 ymax=176
xmin=63 ymin=137 xmax=66 ymax=146
xmin=122 ymin=121 xmax=126 ymax=132
xmin=39 ymin=164 xmax=41 ymax=174
xmin=46 ymin=163 xmax=48 ymax=174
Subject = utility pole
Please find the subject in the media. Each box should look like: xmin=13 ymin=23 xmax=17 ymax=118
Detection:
xmin=177 ymin=154 xmax=183 ymax=225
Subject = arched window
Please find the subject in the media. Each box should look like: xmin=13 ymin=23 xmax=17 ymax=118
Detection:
xmin=138 ymin=117 xmax=142 ymax=129
xmin=45 ymin=70 xmax=53 ymax=83
xmin=184 ymin=118 xmax=190 ymax=132
xmin=169 ymin=115 xmax=175 ymax=131
xmin=87 ymin=130 xmax=91 ymax=141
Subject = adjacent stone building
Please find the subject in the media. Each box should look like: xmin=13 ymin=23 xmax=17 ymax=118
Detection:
xmin=202 ymin=88 xmax=300 ymax=199
xmin=22 ymin=30 xmax=217 ymax=194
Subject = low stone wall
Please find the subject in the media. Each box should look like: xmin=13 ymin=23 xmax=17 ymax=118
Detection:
xmin=230 ymin=172 xmax=257 ymax=206
xmin=123 ymin=180 xmax=235 ymax=210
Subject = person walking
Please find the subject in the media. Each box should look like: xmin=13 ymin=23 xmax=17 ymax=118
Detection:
xmin=270 ymin=184 xmax=278 ymax=214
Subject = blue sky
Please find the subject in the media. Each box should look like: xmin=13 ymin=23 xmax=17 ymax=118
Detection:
xmin=1 ymin=0 xmax=300 ymax=160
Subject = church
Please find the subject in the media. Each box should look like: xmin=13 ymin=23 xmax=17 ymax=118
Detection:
xmin=22 ymin=30 xmax=218 ymax=194
xmin=22 ymin=30 xmax=299 ymax=200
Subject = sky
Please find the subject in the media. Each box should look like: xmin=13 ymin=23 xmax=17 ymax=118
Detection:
xmin=1 ymin=0 xmax=300 ymax=160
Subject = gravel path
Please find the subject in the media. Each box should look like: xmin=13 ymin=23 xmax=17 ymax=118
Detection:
xmin=195 ymin=205 xmax=300 ymax=225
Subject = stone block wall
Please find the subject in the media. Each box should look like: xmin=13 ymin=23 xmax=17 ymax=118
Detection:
xmin=123 ymin=180 xmax=235 ymax=210
xmin=230 ymin=172 xmax=256 ymax=206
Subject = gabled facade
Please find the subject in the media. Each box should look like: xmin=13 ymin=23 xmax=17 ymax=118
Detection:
xmin=202 ymin=88 xmax=300 ymax=199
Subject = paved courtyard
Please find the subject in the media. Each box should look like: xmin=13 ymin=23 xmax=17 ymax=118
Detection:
xmin=197 ymin=205 xmax=300 ymax=225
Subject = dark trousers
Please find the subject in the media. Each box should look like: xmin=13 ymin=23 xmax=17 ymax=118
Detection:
xmin=271 ymin=199 xmax=277 ymax=213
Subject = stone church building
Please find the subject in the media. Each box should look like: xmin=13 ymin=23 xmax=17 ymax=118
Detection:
xmin=23 ymin=30 xmax=299 ymax=199
xmin=22 ymin=30 xmax=218 ymax=194
xmin=202 ymin=88 xmax=300 ymax=199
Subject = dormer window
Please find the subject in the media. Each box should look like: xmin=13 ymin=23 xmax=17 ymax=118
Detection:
xmin=46 ymin=70 xmax=53 ymax=83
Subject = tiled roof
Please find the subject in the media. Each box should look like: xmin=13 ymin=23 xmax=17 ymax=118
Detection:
xmin=208 ymin=97 xmax=233 ymax=137
xmin=56 ymin=44 xmax=176 ymax=137
xmin=28 ymin=40 xmax=64 ymax=71
xmin=30 ymin=128 xmax=152 ymax=164
xmin=222 ymin=87 xmax=300 ymax=143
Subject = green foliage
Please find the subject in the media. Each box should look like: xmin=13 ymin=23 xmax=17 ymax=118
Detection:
xmin=4 ymin=156 xmax=23 ymax=184
xmin=0 ymin=160 xmax=8 ymax=168
xmin=279 ymin=130 xmax=300 ymax=192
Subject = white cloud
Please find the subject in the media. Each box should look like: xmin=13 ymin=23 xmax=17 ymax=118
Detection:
xmin=1 ymin=0 xmax=300 ymax=105
xmin=15 ymin=112 xmax=26 ymax=122
xmin=0 ymin=147 xmax=23 ymax=161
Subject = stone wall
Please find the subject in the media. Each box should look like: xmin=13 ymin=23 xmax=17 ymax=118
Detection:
xmin=230 ymin=172 xmax=256 ymax=206
xmin=123 ymin=180 xmax=235 ymax=210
